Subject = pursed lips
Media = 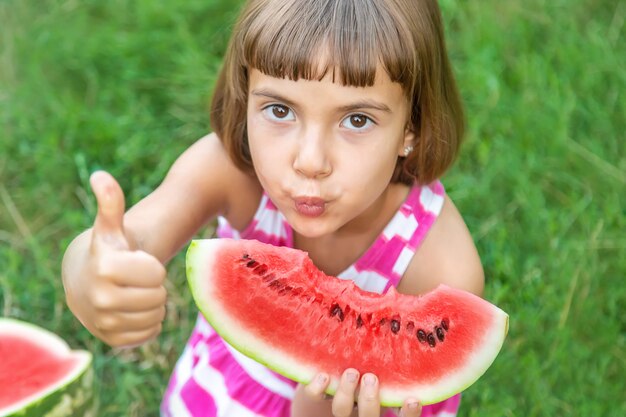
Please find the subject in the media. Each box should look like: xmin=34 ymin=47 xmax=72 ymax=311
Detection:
xmin=293 ymin=196 xmax=326 ymax=217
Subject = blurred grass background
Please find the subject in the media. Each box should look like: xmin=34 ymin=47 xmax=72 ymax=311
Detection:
xmin=0 ymin=0 xmax=624 ymax=416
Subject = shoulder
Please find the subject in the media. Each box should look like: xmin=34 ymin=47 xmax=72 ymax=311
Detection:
xmin=161 ymin=132 xmax=263 ymax=229
xmin=397 ymin=193 xmax=484 ymax=297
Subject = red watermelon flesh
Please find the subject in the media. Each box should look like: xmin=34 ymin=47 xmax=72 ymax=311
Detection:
xmin=0 ymin=334 xmax=76 ymax=407
xmin=0 ymin=318 xmax=92 ymax=416
xmin=187 ymin=238 xmax=509 ymax=406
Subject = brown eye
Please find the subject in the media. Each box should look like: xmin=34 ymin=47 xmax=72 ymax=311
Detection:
xmin=272 ymin=105 xmax=289 ymax=119
xmin=341 ymin=113 xmax=373 ymax=131
xmin=350 ymin=115 xmax=367 ymax=128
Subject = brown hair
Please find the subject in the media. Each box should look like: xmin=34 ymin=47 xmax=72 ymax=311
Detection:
xmin=210 ymin=0 xmax=464 ymax=185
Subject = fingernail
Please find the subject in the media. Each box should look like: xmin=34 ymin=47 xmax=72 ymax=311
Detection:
xmin=346 ymin=370 xmax=358 ymax=383
xmin=317 ymin=374 xmax=328 ymax=384
xmin=363 ymin=374 xmax=376 ymax=386
xmin=408 ymin=400 xmax=420 ymax=409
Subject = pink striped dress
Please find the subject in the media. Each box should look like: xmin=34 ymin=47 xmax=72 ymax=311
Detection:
xmin=161 ymin=181 xmax=461 ymax=417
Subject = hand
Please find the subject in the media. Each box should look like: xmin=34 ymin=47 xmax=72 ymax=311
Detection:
xmin=305 ymin=369 xmax=422 ymax=417
xmin=63 ymin=171 xmax=167 ymax=347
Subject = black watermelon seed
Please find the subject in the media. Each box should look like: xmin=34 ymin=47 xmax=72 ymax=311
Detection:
xmin=417 ymin=329 xmax=427 ymax=342
xmin=278 ymin=286 xmax=293 ymax=295
xmin=253 ymin=264 xmax=268 ymax=275
xmin=436 ymin=326 xmax=445 ymax=342
xmin=246 ymin=260 xmax=259 ymax=268
xmin=441 ymin=318 xmax=449 ymax=331
xmin=269 ymin=280 xmax=283 ymax=290
xmin=356 ymin=315 xmax=364 ymax=328
xmin=390 ymin=320 xmax=400 ymax=334
xmin=427 ymin=333 xmax=436 ymax=347
xmin=331 ymin=304 xmax=344 ymax=321
xmin=242 ymin=253 xmax=250 ymax=259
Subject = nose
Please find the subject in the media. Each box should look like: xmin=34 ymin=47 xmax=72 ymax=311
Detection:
xmin=292 ymin=127 xmax=332 ymax=179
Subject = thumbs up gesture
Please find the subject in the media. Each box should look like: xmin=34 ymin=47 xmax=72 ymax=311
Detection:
xmin=63 ymin=171 xmax=167 ymax=347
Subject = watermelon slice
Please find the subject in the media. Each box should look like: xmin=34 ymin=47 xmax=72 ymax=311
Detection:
xmin=187 ymin=238 xmax=509 ymax=406
xmin=0 ymin=318 xmax=93 ymax=417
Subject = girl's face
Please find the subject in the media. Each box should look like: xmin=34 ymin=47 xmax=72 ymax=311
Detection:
xmin=247 ymin=67 xmax=414 ymax=238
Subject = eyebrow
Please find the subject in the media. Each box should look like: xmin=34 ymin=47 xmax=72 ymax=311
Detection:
xmin=250 ymin=88 xmax=392 ymax=114
xmin=251 ymin=89 xmax=298 ymax=109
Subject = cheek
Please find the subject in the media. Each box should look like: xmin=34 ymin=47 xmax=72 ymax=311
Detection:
xmin=247 ymin=126 xmax=285 ymax=184
xmin=338 ymin=145 xmax=398 ymax=189
xmin=247 ymin=115 xmax=269 ymax=163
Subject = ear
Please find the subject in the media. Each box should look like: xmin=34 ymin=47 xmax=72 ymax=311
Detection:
xmin=398 ymin=126 xmax=417 ymax=157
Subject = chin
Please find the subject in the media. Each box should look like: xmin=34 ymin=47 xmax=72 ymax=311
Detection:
xmin=289 ymin=217 xmax=334 ymax=238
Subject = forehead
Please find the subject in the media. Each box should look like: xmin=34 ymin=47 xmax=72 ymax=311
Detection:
xmin=249 ymin=63 xmax=398 ymax=90
xmin=248 ymin=67 xmax=407 ymax=111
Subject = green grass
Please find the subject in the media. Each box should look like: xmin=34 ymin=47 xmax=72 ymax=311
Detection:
xmin=1 ymin=0 xmax=624 ymax=416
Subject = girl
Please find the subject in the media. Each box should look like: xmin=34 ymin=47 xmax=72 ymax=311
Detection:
xmin=62 ymin=0 xmax=484 ymax=416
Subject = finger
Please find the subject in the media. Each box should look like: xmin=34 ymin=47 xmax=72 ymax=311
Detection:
xmin=90 ymin=170 xmax=129 ymax=250
xmin=399 ymin=399 xmax=422 ymax=417
xmin=303 ymin=373 xmax=330 ymax=400
xmin=107 ymin=324 xmax=162 ymax=348
xmin=98 ymin=250 xmax=166 ymax=288
xmin=90 ymin=285 xmax=167 ymax=312
xmin=332 ymin=369 xmax=359 ymax=417
xmin=357 ymin=374 xmax=380 ymax=417
xmin=95 ymin=306 xmax=166 ymax=332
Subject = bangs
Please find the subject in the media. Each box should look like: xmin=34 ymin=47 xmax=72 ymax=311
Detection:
xmin=238 ymin=0 xmax=417 ymax=93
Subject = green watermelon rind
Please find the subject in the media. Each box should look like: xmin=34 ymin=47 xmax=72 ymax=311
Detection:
xmin=187 ymin=239 xmax=509 ymax=407
xmin=186 ymin=241 xmax=321 ymax=391
xmin=3 ymin=367 xmax=94 ymax=417
xmin=0 ymin=318 xmax=94 ymax=417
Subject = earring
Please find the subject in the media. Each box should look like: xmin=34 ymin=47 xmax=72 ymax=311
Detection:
xmin=403 ymin=145 xmax=414 ymax=157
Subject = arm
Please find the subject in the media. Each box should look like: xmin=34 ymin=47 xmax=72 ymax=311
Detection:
xmin=62 ymin=133 xmax=262 ymax=347
xmin=113 ymin=133 xmax=261 ymax=262
xmin=398 ymin=194 xmax=485 ymax=297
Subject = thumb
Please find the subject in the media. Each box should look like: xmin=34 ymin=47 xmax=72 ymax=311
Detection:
xmin=90 ymin=170 xmax=129 ymax=250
